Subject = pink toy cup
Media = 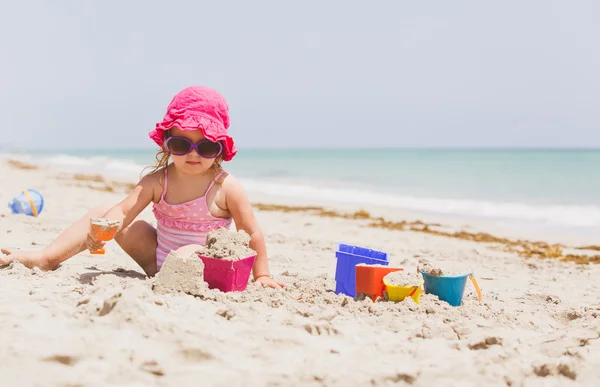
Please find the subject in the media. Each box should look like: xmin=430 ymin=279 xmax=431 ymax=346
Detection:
xmin=197 ymin=254 xmax=257 ymax=292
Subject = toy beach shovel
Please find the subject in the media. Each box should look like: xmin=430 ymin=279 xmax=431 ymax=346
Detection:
xmin=89 ymin=217 xmax=121 ymax=255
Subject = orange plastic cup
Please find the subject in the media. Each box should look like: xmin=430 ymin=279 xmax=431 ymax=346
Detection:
xmin=89 ymin=218 xmax=120 ymax=254
xmin=355 ymin=265 xmax=403 ymax=301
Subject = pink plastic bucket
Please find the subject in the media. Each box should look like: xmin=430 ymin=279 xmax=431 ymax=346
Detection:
xmin=197 ymin=254 xmax=256 ymax=292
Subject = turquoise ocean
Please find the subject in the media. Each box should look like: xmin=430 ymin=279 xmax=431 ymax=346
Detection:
xmin=3 ymin=148 xmax=599 ymax=232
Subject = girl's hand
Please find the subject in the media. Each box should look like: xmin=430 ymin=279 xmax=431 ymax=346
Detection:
xmin=255 ymin=275 xmax=285 ymax=289
xmin=86 ymin=233 xmax=105 ymax=253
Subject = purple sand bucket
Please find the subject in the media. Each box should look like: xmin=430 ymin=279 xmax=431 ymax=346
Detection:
xmin=419 ymin=270 xmax=482 ymax=307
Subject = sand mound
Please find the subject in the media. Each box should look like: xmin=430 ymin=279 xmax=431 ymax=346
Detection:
xmin=75 ymin=279 xmax=174 ymax=337
xmin=152 ymin=229 xmax=257 ymax=296
xmin=76 ymin=286 xmax=125 ymax=317
xmin=89 ymin=217 xmax=120 ymax=229
xmin=195 ymin=228 xmax=256 ymax=260
xmin=420 ymin=262 xmax=467 ymax=277
xmin=422 ymin=265 xmax=444 ymax=276
xmin=383 ymin=270 xmax=422 ymax=287
xmin=2 ymin=260 xmax=46 ymax=277
xmin=153 ymin=252 xmax=208 ymax=296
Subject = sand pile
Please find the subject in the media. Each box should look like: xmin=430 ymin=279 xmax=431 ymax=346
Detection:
xmin=90 ymin=217 xmax=121 ymax=230
xmin=152 ymin=229 xmax=258 ymax=296
xmin=153 ymin=252 xmax=208 ymax=296
xmin=192 ymin=271 xmax=426 ymax=317
xmin=195 ymin=228 xmax=256 ymax=260
xmin=383 ymin=270 xmax=422 ymax=287
xmin=2 ymin=260 xmax=46 ymax=277
xmin=422 ymin=265 xmax=444 ymax=276
xmin=420 ymin=262 xmax=467 ymax=277
xmin=76 ymin=287 xmax=124 ymax=317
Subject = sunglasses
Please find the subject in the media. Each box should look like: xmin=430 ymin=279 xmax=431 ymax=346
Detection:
xmin=164 ymin=136 xmax=223 ymax=158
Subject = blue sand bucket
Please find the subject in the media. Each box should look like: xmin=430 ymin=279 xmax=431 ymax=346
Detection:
xmin=334 ymin=243 xmax=388 ymax=297
xmin=419 ymin=269 xmax=482 ymax=307
xmin=8 ymin=189 xmax=44 ymax=217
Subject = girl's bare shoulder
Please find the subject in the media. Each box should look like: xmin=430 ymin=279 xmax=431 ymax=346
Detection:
xmin=138 ymin=167 xmax=167 ymax=202
xmin=219 ymin=172 xmax=248 ymax=199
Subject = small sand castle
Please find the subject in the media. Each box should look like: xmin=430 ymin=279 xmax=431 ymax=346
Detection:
xmin=153 ymin=251 xmax=208 ymax=296
xmin=153 ymin=229 xmax=257 ymax=296
xmin=195 ymin=228 xmax=256 ymax=260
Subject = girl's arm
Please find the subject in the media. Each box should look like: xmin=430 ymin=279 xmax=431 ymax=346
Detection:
xmin=223 ymin=176 xmax=284 ymax=288
xmin=98 ymin=174 xmax=157 ymax=234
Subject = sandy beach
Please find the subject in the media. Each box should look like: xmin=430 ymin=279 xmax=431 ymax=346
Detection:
xmin=1 ymin=159 xmax=599 ymax=387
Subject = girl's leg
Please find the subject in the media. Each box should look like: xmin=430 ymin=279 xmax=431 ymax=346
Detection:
xmin=114 ymin=220 xmax=158 ymax=276
xmin=1 ymin=203 xmax=114 ymax=270
xmin=1 ymin=204 xmax=158 ymax=276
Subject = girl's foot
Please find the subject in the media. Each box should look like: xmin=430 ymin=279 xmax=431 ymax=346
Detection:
xmin=0 ymin=248 xmax=54 ymax=271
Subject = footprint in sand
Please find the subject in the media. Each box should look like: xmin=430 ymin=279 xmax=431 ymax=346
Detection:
xmin=43 ymin=354 xmax=79 ymax=366
xmin=468 ymin=337 xmax=503 ymax=350
xmin=304 ymin=321 xmax=339 ymax=336
xmin=140 ymin=360 xmax=164 ymax=376
xmin=178 ymin=348 xmax=215 ymax=362
xmin=533 ymin=363 xmax=577 ymax=380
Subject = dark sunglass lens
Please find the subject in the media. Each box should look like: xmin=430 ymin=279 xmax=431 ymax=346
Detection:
xmin=167 ymin=138 xmax=191 ymax=155
xmin=197 ymin=141 xmax=221 ymax=158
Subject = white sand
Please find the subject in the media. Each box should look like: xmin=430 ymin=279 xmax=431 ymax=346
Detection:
xmin=1 ymin=160 xmax=599 ymax=386
xmin=384 ymin=270 xmax=422 ymax=287
xmin=153 ymin=251 xmax=208 ymax=296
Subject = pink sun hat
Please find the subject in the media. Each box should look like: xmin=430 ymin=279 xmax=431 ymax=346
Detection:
xmin=149 ymin=86 xmax=237 ymax=161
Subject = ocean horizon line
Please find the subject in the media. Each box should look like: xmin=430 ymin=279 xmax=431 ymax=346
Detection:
xmin=3 ymin=146 xmax=600 ymax=153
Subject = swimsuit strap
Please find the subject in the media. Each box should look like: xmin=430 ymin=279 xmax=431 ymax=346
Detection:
xmin=204 ymin=170 xmax=227 ymax=196
xmin=160 ymin=167 xmax=169 ymax=200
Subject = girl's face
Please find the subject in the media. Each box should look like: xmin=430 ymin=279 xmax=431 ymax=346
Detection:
xmin=164 ymin=127 xmax=222 ymax=175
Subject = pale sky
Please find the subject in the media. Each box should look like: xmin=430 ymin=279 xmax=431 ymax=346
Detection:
xmin=1 ymin=0 xmax=599 ymax=150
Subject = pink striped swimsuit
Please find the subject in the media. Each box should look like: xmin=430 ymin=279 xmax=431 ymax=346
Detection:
xmin=152 ymin=168 xmax=232 ymax=269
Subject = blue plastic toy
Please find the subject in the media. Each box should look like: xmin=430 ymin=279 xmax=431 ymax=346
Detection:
xmin=419 ymin=269 xmax=482 ymax=307
xmin=8 ymin=189 xmax=44 ymax=217
xmin=420 ymin=271 xmax=468 ymax=306
xmin=334 ymin=243 xmax=388 ymax=297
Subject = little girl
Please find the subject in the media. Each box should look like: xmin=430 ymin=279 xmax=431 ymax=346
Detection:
xmin=1 ymin=86 xmax=284 ymax=289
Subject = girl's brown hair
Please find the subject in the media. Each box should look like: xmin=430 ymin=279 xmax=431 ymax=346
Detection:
xmin=141 ymin=130 xmax=224 ymax=183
